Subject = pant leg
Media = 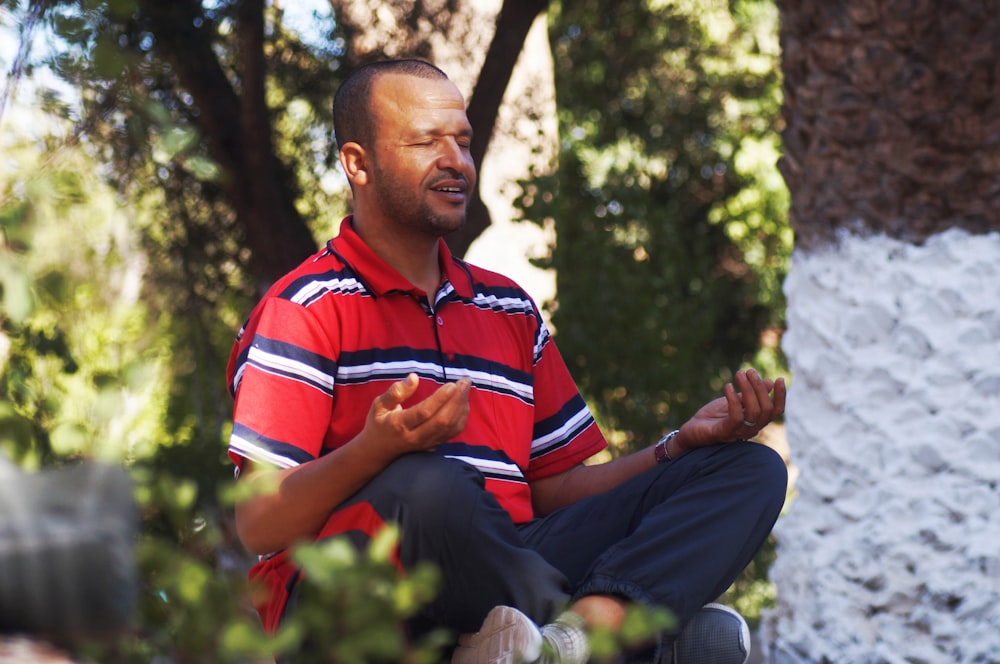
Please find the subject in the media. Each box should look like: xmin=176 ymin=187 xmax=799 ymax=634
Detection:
xmin=285 ymin=453 xmax=571 ymax=633
xmin=519 ymin=441 xmax=787 ymax=625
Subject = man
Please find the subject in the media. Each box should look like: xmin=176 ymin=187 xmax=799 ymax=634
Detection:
xmin=227 ymin=58 xmax=787 ymax=664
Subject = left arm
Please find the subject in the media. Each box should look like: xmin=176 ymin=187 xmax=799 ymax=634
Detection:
xmin=530 ymin=369 xmax=786 ymax=515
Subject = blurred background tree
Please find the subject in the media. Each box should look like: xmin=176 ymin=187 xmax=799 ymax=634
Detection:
xmin=513 ymin=0 xmax=789 ymax=631
xmin=517 ymin=0 xmax=788 ymax=445
xmin=0 ymin=0 xmax=790 ymax=659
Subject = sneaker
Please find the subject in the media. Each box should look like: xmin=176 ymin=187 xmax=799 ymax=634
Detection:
xmin=539 ymin=611 xmax=590 ymax=663
xmin=452 ymin=605 xmax=543 ymax=664
xmin=452 ymin=606 xmax=591 ymax=664
xmin=671 ymin=603 xmax=750 ymax=664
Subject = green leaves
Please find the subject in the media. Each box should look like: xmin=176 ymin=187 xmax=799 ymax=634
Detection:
xmin=283 ymin=529 xmax=448 ymax=663
xmin=92 ymin=31 xmax=132 ymax=77
xmin=0 ymin=199 xmax=34 ymax=322
xmin=152 ymin=124 xmax=199 ymax=163
xmin=0 ymin=260 xmax=33 ymax=323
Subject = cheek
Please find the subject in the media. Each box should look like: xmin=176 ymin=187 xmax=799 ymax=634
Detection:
xmin=463 ymin=155 xmax=478 ymax=184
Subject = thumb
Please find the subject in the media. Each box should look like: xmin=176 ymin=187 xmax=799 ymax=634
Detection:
xmin=379 ymin=373 xmax=419 ymax=412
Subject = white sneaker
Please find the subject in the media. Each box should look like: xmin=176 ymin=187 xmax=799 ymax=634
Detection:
xmin=452 ymin=606 xmax=543 ymax=664
xmin=452 ymin=606 xmax=591 ymax=664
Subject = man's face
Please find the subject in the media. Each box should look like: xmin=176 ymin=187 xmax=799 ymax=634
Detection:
xmin=365 ymin=73 xmax=477 ymax=237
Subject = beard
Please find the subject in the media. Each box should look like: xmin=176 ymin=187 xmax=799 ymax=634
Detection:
xmin=370 ymin=163 xmax=469 ymax=237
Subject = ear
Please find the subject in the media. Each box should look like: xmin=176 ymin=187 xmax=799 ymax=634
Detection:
xmin=339 ymin=142 xmax=370 ymax=187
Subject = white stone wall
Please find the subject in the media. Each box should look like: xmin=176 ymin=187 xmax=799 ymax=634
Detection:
xmin=763 ymin=229 xmax=1000 ymax=663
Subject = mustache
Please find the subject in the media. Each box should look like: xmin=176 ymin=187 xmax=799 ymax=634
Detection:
xmin=428 ymin=173 xmax=471 ymax=189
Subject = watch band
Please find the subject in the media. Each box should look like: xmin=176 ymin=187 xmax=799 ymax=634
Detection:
xmin=654 ymin=429 xmax=680 ymax=463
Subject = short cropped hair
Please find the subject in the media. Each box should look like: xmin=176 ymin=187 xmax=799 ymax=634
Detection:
xmin=333 ymin=59 xmax=450 ymax=151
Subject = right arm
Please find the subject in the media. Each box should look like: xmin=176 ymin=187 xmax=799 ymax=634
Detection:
xmin=234 ymin=373 xmax=471 ymax=555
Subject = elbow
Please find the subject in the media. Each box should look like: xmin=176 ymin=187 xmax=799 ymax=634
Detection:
xmin=234 ymin=502 xmax=283 ymax=556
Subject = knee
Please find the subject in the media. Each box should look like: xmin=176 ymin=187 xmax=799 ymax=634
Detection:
xmin=697 ymin=441 xmax=787 ymax=509
xmin=741 ymin=442 xmax=788 ymax=508
xmin=377 ymin=454 xmax=486 ymax=519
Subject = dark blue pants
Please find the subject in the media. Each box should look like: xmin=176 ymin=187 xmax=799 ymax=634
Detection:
xmin=285 ymin=441 xmax=787 ymax=660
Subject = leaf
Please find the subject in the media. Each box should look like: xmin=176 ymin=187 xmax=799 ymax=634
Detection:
xmin=0 ymin=202 xmax=31 ymax=251
xmin=50 ymin=421 xmax=90 ymax=455
xmin=153 ymin=125 xmax=199 ymax=163
xmin=183 ymin=155 xmax=222 ymax=182
xmin=0 ymin=402 xmax=35 ymax=461
xmin=0 ymin=261 xmax=34 ymax=322
xmin=92 ymin=34 xmax=131 ymax=79
xmin=105 ymin=0 xmax=137 ymax=21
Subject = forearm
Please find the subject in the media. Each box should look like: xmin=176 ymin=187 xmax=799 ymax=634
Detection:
xmin=531 ymin=443 xmax=659 ymax=515
xmin=234 ymin=375 xmax=472 ymax=555
xmin=531 ymin=427 xmax=702 ymax=515
xmin=234 ymin=432 xmax=391 ymax=555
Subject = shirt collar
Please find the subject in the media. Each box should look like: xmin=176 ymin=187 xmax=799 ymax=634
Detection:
xmin=327 ymin=216 xmax=475 ymax=299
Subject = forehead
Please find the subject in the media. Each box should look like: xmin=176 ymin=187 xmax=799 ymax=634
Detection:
xmin=370 ymin=73 xmax=471 ymax=133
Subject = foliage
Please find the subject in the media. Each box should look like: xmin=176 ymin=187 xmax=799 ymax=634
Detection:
xmin=276 ymin=530 xmax=450 ymax=663
xmin=0 ymin=113 xmax=448 ymax=663
xmin=510 ymin=0 xmax=791 ymax=630
xmin=1 ymin=128 xmax=230 ymax=661
xmin=517 ymin=0 xmax=790 ymax=448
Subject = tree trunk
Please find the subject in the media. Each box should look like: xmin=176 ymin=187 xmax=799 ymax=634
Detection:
xmin=766 ymin=1 xmax=1000 ymax=662
xmin=779 ymin=0 xmax=1000 ymax=249
xmin=141 ymin=0 xmax=317 ymax=291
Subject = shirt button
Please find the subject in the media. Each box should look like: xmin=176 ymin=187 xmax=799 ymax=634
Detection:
xmin=437 ymin=316 xmax=444 ymax=326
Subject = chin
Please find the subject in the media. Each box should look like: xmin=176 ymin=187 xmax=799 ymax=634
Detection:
xmin=428 ymin=215 xmax=466 ymax=236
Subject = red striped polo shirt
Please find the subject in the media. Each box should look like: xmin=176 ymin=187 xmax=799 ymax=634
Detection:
xmin=226 ymin=217 xmax=607 ymax=526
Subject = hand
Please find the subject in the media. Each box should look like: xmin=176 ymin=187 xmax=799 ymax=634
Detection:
xmin=364 ymin=373 xmax=472 ymax=460
xmin=675 ymin=369 xmax=786 ymax=454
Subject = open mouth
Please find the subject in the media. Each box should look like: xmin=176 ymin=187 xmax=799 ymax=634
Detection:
xmin=431 ymin=180 xmax=469 ymax=203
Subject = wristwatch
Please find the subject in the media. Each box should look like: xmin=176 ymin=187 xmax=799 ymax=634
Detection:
xmin=654 ymin=429 xmax=680 ymax=463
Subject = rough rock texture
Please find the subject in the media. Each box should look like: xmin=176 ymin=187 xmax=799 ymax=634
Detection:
xmin=763 ymin=229 xmax=1000 ymax=663
xmin=779 ymin=0 xmax=1000 ymax=252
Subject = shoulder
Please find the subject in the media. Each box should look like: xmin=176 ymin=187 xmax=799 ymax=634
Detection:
xmin=255 ymin=244 xmax=367 ymax=313
xmin=236 ymin=246 xmax=357 ymax=339
xmin=452 ymin=256 xmax=539 ymax=308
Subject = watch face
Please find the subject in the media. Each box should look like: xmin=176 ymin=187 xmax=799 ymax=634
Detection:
xmin=655 ymin=438 xmax=669 ymax=463
xmin=655 ymin=430 xmax=678 ymax=463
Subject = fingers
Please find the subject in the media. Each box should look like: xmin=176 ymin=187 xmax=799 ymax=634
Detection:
xmin=409 ymin=379 xmax=470 ymax=442
xmin=724 ymin=382 xmax=744 ymax=424
xmin=733 ymin=369 xmax=786 ymax=435
xmin=378 ymin=373 xmax=420 ymax=413
xmin=410 ymin=378 xmax=470 ymax=419
xmin=736 ymin=369 xmax=770 ymax=426
xmin=771 ymin=377 xmax=787 ymax=418
xmin=374 ymin=375 xmax=471 ymax=450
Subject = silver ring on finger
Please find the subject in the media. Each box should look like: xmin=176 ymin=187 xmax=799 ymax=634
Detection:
xmin=742 ymin=419 xmax=756 ymax=427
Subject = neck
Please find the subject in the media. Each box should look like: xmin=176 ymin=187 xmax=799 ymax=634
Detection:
xmin=353 ymin=217 xmax=443 ymax=295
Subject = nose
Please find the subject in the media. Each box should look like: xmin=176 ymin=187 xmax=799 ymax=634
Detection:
xmin=437 ymin=136 xmax=474 ymax=174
